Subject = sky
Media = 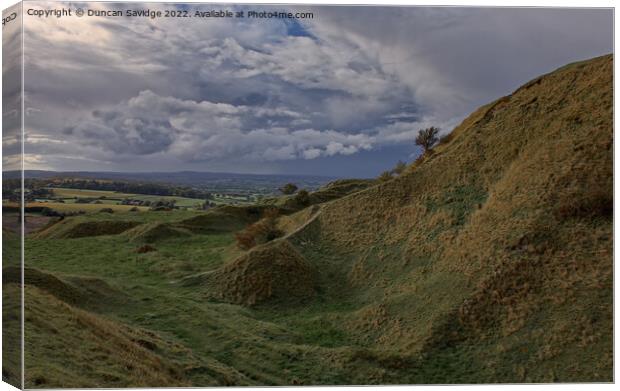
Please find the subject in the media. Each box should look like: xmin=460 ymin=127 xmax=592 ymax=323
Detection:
xmin=6 ymin=2 xmax=614 ymax=177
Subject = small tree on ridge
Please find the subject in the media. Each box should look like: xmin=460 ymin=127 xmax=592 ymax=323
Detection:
xmin=415 ymin=126 xmax=440 ymax=153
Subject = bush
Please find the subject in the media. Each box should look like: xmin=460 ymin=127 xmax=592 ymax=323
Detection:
xmin=415 ymin=126 xmax=440 ymax=153
xmin=40 ymin=207 xmax=61 ymax=217
xmin=75 ymin=197 xmax=95 ymax=204
xmin=99 ymin=208 xmax=114 ymax=214
xmin=129 ymin=206 xmax=140 ymax=212
xmin=280 ymin=183 xmax=298 ymax=195
xmin=235 ymin=208 xmax=283 ymax=250
xmin=294 ymin=189 xmax=311 ymax=206
xmin=150 ymin=206 xmax=171 ymax=212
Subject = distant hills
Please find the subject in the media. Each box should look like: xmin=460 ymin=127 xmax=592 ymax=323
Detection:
xmin=5 ymin=170 xmax=339 ymax=195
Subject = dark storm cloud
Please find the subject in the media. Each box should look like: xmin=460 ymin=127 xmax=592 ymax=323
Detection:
xmin=20 ymin=3 xmax=613 ymax=175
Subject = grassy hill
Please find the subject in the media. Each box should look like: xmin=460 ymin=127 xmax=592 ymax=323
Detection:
xmin=4 ymin=54 xmax=612 ymax=386
xmin=272 ymin=53 xmax=613 ymax=382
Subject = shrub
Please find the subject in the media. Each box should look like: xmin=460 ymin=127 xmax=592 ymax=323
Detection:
xmin=129 ymin=206 xmax=140 ymax=212
xmin=415 ymin=126 xmax=440 ymax=153
xmin=75 ymin=197 xmax=95 ymax=204
xmin=294 ymin=189 xmax=311 ymax=206
xmin=235 ymin=208 xmax=283 ymax=250
xmin=99 ymin=208 xmax=114 ymax=214
xmin=151 ymin=206 xmax=171 ymax=211
xmin=280 ymin=183 xmax=298 ymax=195
xmin=40 ymin=207 xmax=61 ymax=217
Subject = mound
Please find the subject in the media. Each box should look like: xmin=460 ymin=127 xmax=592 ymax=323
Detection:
xmin=204 ymin=240 xmax=316 ymax=306
xmin=125 ymin=222 xmax=190 ymax=243
xmin=3 ymin=283 xmax=189 ymax=388
xmin=287 ymin=55 xmax=612 ymax=382
xmin=262 ymin=179 xmax=376 ymax=213
xmin=34 ymin=219 xmax=142 ymax=239
xmin=179 ymin=205 xmax=266 ymax=233
xmin=3 ymin=267 xmax=127 ymax=310
xmin=3 ymin=272 xmax=249 ymax=387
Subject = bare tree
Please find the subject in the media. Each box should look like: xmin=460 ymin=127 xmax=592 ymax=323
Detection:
xmin=415 ymin=126 xmax=440 ymax=153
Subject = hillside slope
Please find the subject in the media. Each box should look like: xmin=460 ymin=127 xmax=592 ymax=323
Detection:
xmin=212 ymin=54 xmax=612 ymax=382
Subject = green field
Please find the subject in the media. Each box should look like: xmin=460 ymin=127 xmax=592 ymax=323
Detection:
xmin=26 ymin=201 xmax=149 ymax=213
xmin=44 ymin=187 xmax=206 ymax=208
xmin=45 ymin=188 xmax=136 ymax=198
xmin=43 ymin=187 xmax=254 ymax=207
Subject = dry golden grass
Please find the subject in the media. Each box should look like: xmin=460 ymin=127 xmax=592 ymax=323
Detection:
xmin=278 ymin=54 xmax=612 ymax=381
xmin=1 ymin=283 xmax=191 ymax=388
xmin=204 ymin=240 xmax=316 ymax=306
xmin=33 ymin=219 xmax=142 ymax=239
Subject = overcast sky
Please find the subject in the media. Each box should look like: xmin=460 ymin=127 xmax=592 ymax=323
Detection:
xmin=13 ymin=2 xmax=613 ymax=177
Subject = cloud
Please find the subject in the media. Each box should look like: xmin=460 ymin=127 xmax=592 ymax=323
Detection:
xmin=69 ymin=90 xmax=375 ymax=163
xmin=18 ymin=3 xmax=613 ymax=175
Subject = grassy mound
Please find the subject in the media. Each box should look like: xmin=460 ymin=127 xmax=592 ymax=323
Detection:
xmin=178 ymin=205 xmax=267 ymax=233
xmin=33 ymin=219 xmax=142 ymax=239
xmin=204 ymin=240 xmax=316 ymax=306
xmin=125 ymin=222 xmax=190 ymax=243
xmin=3 ymin=283 xmax=194 ymax=388
xmin=3 ymin=267 xmax=127 ymax=310
xmin=262 ymin=179 xmax=376 ymax=212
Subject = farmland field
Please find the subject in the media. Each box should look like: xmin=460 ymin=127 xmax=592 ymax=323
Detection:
xmin=39 ymin=187 xmax=260 ymax=207
xmin=45 ymin=188 xmax=136 ymax=199
xmin=25 ymin=202 xmax=150 ymax=213
xmin=44 ymin=187 xmax=207 ymax=208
